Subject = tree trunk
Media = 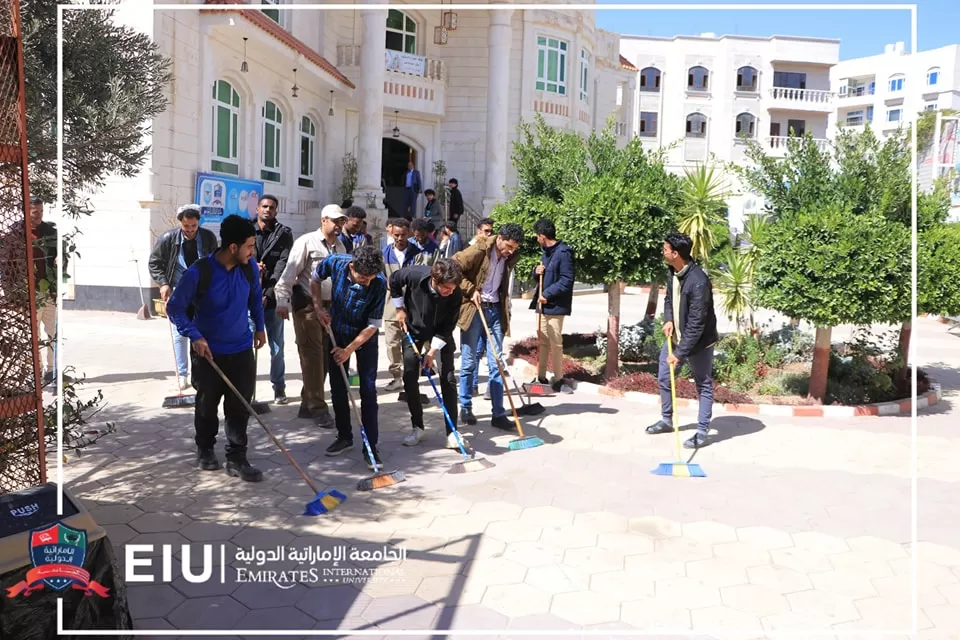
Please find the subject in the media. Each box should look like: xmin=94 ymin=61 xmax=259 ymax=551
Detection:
xmin=807 ymin=326 xmax=832 ymax=402
xmin=898 ymin=320 xmax=912 ymax=363
xmin=644 ymin=281 xmax=660 ymax=318
xmin=605 ymin=283 xmax=621 ymax=381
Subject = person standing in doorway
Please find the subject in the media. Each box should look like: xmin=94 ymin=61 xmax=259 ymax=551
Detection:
xmin=380 ymin=218 xmax=422 ymax=393
xmin=274 ymin=204 xmax=348 ymax=428
xmin=252 ymin=195 xmax=294 ymax=404
xmin=453 ymin=223 xmax=523 ymax=430
xmin=166 ymin=215 xmax=266 ymax=482
xmin=645 ymin=232 xmax=719 ymax=449
xmin=404 ymin=161 xmax=422 ymax=219
xmin=150 ymin=204 xmax=219 ymax=390
xmin=530 ymin=218 xmax=575 ymax=392
xmin=447 ymin=178 xmax=464 ymax=230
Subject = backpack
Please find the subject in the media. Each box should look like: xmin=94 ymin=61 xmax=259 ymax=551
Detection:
xmin=186 ymin=256 xmax=255 ymax=320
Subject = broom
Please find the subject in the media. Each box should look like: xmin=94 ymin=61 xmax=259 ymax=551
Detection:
xmin=249 ymin=343 xmax=270 ymax=415
xmin=650 ymin=338 xmax=706 ymax=478
xmin=473 ymin=302 xmax=545 ymax=451
xmin=162 ymin=315 xmax=196 ymax=409
xmin=323 ymin=324 xmax=405 ymax=492
xmin=205 ymin=355 xmax=347 ymax=514
xmin=403 ymin=331 xmax=494 ymax=474
xmin=521 ymin=274 xmax=557 ymax=398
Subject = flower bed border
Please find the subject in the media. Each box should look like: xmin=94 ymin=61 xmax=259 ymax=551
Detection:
xmin=506 ymin=354 xmax=942 ymax=418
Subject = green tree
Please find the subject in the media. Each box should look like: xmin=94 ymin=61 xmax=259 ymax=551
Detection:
xmin=919 ymin=222 xmax=960 ymax=319
xmin=677 ymin=163 xmax=729 ymax=264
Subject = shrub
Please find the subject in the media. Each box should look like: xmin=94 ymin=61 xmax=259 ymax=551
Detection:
xmin=606 ymin=371 xmax=754 ymax=404
xmin=595 ymin=317 xmax=655 ymax=362
xmin=765 ymin=324 xmax=815 ymax=364
xmin=713 ymin=333 xmax=782 ymax=391
xmin=509 ymin=337 xmax=602 ymax=383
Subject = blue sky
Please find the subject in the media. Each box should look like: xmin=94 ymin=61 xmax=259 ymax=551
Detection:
xmin=595 ymin=0 xmax=957 ymax=61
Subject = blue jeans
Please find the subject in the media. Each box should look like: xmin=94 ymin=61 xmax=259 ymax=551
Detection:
xmin=328 ymin=337 xmax=379 ymax=445
xmin=659 ymin=341 xmax=714 ymax=434
xmin=170 ymin=321 xmax=190 ymax=377
xmin=461 ymin=326 xmax=487 ymax=392
xmin=250 ymin=309 xmax=285 ymax=392
xmin=458 ymin=306 xmax=505 ymax=418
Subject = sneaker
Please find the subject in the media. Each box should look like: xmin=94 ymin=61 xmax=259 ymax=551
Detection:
xmin=274 ymin=388 xmax=288 ymax=405
xmin=384 ymin=379 xmax=403 ymax=392
xmin=403 ymin=427 xmax=426 ymax=447
xmin=491 ymin=415 xmax=516 ymax=431
xmin=313 ymin=410 xmax=334 ymax=429
xmin=225 ymin=458 xmax=263 ymax=482
xmin=196 ymin=448 xmax=221 ymax=471
xmin=460 ymin=408 xmax=477 ymax=425
xmin=683 ymin=433 xmax=710 ymax=449
xmin=446 ymin=432 xmax=469 ymax=450
xmin=178 ymin=375 xmax=190 ymax=390
xmin=325 ymin=438 xmax=354 ymax=456
xmin=297 ymin=404 xmax=313 ymax=419
xmin=362 ymin=445 xmax=383 ymax=470
xmin=483 ymin=387 xmax=491 ymax=401
xmin=645 ymin=420 xmax=673 ymax=435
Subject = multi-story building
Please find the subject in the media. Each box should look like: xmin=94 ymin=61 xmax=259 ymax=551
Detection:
xmin=619 ymin=33 xmax=840 ymax=232
xmin=67 ymin=1 xmax=636 ymax=310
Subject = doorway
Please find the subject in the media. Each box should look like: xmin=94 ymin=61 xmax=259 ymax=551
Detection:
xmin=382 ymin=138 xmax=417 ymax=218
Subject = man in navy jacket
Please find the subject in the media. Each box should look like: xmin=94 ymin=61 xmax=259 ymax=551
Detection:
xmin=529 ymin=219 xmax=575 ymax=392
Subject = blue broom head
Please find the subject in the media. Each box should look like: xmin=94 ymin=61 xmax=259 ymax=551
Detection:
xmin=651 ymin=462 xmax=707 ymax=478
xmin=507 ymin=436 xmax=545 ymax=451
xmin=304 ymin=489 xmax=348 ymax=515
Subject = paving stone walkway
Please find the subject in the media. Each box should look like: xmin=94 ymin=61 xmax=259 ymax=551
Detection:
xmin=58 ymin=294 xmax=959 ymax=640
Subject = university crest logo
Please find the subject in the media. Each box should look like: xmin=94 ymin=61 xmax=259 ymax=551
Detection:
xmin=6 ymin=522 xmax=109 ymax=598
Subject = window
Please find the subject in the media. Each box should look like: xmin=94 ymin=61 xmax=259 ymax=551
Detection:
xmin=928 ymin=68 xmax=940 ymax=86
xmin=887 ymin=108 xmax=902 ymax=122
xmin=299 ymin=116 xmax=316 ymax=188
xmin=211 ymin=80 xmax=240 ymax=175
xmin=773 ymin=71 xmax=806 ymax=89
xmin=639 ymin=67 xmax=661 ymax=92
xmin=888 ymin=75 xmax=904 ymax=92
xmin=845 ymin=110 xmax=864 ymax=126
xmin=735 ymin=113 xmax=756 ymax=138
xmin=536 ymin=36 xmax=567 ymax=95
xmin=687 ymin=66 xmax=709 ymax=91
xmin=616 ymin=83 xmax=623 ymax=106
xmin=579 ymin=49 xmax=589 ymax=103
xmin=638 ymin=112 xmax=657 ymax=137
xmin=685 ymin=113 xmax=707 ymax=137
xmin=386 ymin=9 xmax=416 ymax=54
xmin=261 ymin=100 xmax=283 ymax=183
xmin=736 ymin=66 xmax=758 ymax=92
xmin=263 ymin=0 xmax=281 ymax=24
xmin=925 ymin=103 xmax=937 ymax=111
xmin=867 ymin=106 xmax=874 ymax=122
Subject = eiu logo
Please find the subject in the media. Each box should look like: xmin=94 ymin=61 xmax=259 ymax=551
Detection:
xmin=6 ymin=522 xmax=110 ymax=598
xmin=10 ymin=503 xmax=39 ymax=518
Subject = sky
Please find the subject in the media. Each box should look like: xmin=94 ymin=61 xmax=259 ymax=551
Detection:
xmin=595 ymin=0 xmax=958 ymax=61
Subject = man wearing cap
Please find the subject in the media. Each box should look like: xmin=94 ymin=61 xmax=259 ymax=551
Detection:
xmin=149 ymin=204 xmax=219 ymax=389
xmin=274 ymin=204 xmax=348 ymax=428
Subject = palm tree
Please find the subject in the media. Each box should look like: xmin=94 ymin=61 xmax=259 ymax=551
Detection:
xmin=678 ymin=163 xmax=729 ymax=264
xmin=715 ymin=247 xmax=754 ymax=332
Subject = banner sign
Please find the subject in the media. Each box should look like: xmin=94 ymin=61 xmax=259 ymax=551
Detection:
xmin=195 ymin=172 xmax=264 ymax=225
xmin=385 ymin=50 xmax=426 ymax=76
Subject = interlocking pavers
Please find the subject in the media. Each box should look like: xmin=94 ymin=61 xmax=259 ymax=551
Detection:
xmin=550 ymin=590 xmax=622 ymax=625
xmin=458 ymin=557 xmax=527 ymax=587
xmin=653 ymin=536 xmax=715 ymax=562
xmin=501 ymin=541 xmax=564 ymax=568
xmin=466 ymin=500 xmax=523 ymax=522
xmin=562 ymin=546 xmax=626 ymax=574
xmin=539 ymin=524 xmax=598 ymax=550
xmin=682 ymin=521 xmax=739 ymax=544
xmin=518 ymin=505 xmax=575 ymax=528
xmin=524 ymin=564 xmax=591 ymax=594
xmin=711 ymin=541 xmax=772 ymax=566
xmin=414 ymin=574 xmax=487 ymax=606
xmin=359 ymin=594 xmax=441 ymax=630
xmin=685 ymin=557 xmax=750 ymax=587
xmin=89 ymin=503 xmax=145 ymax=525
xmin=507 ymin=612 xmax=579 ymax=630
xmin=809 ymin=569 xmax=879 ymax=599
xmin=620 ymin=598 xmax=693 ymax=629
xmin=438 ymin=603 xmax=509 ymax=629
xmin=233 ymin=605 xmax=318 ymax=631
xmin=828 ymin=551 xmax=895 ymax=579
xmin=166 ymin=595 xmax=250 ymax=629
xmin=595 ymin=531 xmax=656 ymax=556
xmin=484 ymin=519 xmax=543 ymax=543
xmin=232 ymin=583 xmax=309 ymax=609
xmin=180 ymin=520 xmax=245 ymax=542
xmin=653 ymin=576 xmax=723 ymax=609
xmin=849 ymin=595 xmax=917 ymax=629
xmin=126 ymin=584 xmax=185 ymax=619
xmin=690 ymin=605 xmax=763 ymax=632
xmin=623 ymin=553 xmax=687 ymax=581
xmin=481 ymin=582 xmax=553 ymax=617
xmin=784 ymin=589 xmax=861 ymax=625
xmin=846 ymin=535 xmax=909 ymax=560
xmin=589 ymin=569 xmax=655 ymax=601
xmin=791 ymin=531 xmax=850 ymax=555
xmin=718 ymin=584 xmax=791 ymax=617
xmin=768 ymin=546 xmax=834 ymax=574
xmin=573 ymin=510 xmax=629 ymax=533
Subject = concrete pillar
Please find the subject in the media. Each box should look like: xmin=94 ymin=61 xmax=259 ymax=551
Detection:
xmin=353 ymin=1 xmax=388 ymax=235
xmin=482 ymin=4 xmax=514 ymax=215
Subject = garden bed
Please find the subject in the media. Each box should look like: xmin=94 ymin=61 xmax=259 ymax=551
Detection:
xmin=509 ymin=320 xmax=929 ymax=407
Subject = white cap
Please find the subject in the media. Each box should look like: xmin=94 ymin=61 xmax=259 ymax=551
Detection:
xmin=321 ymin=204 xmax=345 ymax=219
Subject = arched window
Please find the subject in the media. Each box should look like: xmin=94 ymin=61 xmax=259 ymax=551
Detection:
xmin=261 ymin=100 xmax=283 ymax=183
xmin=639 ymin=66 xmax=661 ymax=92
xmin=688 ymin=66 xmax=709 ymax=91
xmin=386 ymin=9 xmax=417 ymax=54
xmin=735 ymin=112 xmax=756 ymax=138
xmin=686 ymin=113 xmax=707 ymax=137
xmin=211 ymin=80 xmax=240 ymax=176
xmin=299 ymin=116 xmax=316 ymax=189
xmin=888 ymin=73 xmax=905 ymax=92
xmin=736 ymin=66 xmax=758 ymax=92
xmin=927 ymin=67 xmax=940 ymax=86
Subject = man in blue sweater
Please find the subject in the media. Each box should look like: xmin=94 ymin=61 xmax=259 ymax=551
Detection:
xmin=530 ymin=218 xmax=575 ymax=392
xmin=167 ymin=215 xmax=267 ymax=482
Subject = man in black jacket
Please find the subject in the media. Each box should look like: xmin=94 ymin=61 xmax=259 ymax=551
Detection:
xmin=530 ymin=218 xmax=575 ymax=392
xmin=252 ymin=195 xmax=294 ymax=404
xmin=447 ymin=178 xmax=463 ymax=229
xmin=148 ymin=204 xmax=219 ymax=389
xmin=390 ymin=259 xmax=464 ymax=449
xmin=646 ymin=232 xmax=719 ymax=449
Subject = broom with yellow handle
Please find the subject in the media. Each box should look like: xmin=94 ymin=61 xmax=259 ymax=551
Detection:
xmin=651 ymin=337 xmax=706 ymax=478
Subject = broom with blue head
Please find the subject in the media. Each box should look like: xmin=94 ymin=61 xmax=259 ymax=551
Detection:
xmin=651 ymin=338 xmax=706 ymax=478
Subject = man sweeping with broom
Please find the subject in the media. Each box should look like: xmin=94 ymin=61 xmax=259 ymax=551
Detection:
xmin=389 ymin=259 xmax=464 ymax=449
xmin=645 ymin=232 xmax=719 ymax=450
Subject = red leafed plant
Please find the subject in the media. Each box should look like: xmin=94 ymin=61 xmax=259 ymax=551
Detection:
xmin=606 ymin=371 xmax=755 ymax=404
xmin=510 ymin=337 xmax=602 ymax=383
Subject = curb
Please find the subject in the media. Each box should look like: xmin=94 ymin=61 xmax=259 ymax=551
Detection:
xmin=506 ymin=358 xmax=943 ymax=418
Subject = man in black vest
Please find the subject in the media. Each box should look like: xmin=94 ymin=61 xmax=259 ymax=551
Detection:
xmin=646 ymin=232 xmax=719 ymax=449
xmin=253 ymin=195 xmax=294 ymax=404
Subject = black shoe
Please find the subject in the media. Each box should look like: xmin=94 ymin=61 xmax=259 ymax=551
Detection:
xmin=645 ymin=420 xmax=673 ymax=435
xmin=313 ymin=410 xmax=334 ymax=429
xmin=325 ymin=438 xmax=354 ymax=456
xmin=362 ymin=445 xmax=383 ymax=470
xmin=684 ymin=433 xmax=710 ymax=449
xmin=275 ymin=389 xmax=288 ymax=405
xmin=461 ymin=408 xmax=477 ymax=425
xmin=298 ymin=404 xmax=313 ymax=419
xmin=196 ymin=448 xmax=221 ymax=471
xmin=225 ymin=458 xmax=263 ymax=482
xmin=491 ymin=415 xmax=515 ymax=431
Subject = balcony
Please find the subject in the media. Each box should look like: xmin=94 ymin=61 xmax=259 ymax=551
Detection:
xmin=766 ymin=136 xmax=829 ymax=155
xmin=768 ymin=87 xmax=834 ymax=112
xmin=336 ymin=46 xmax=446 ymax=118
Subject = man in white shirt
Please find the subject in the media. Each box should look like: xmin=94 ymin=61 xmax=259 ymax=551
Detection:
xmin=274 ymin=204 xmax=347 ymax=428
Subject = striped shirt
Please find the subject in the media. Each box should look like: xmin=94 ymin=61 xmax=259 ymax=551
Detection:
xmin=312 ymin=254 xmax=386 ymax=345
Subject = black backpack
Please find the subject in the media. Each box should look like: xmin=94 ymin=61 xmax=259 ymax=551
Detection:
xmin=186 ymin=255 xmax=255 ymax=320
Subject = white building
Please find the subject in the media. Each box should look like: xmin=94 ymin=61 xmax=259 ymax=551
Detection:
xmin=618 ymin=33 xmax=840 ymax=232
xmin=66 ymin=1 xmax=635 ymax=311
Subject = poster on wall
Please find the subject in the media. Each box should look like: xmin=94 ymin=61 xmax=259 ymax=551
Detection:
xmin=385 ymin=50 xmax=425 ymax=76
xmin=195 ymin=172 xmax=264 ymax=226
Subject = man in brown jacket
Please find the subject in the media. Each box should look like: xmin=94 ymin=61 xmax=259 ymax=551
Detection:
xmin=453 ymin=223 xmax=523 ymax=430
